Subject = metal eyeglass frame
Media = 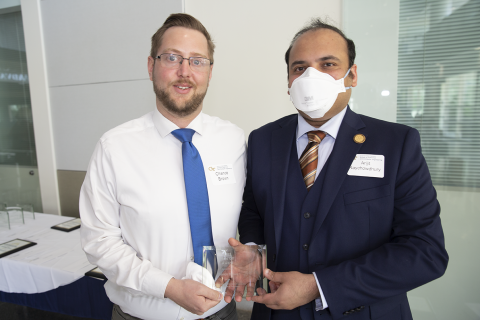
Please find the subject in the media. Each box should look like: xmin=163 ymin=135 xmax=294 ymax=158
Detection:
xmin=155 ymin=53 xmax=212 ymax=70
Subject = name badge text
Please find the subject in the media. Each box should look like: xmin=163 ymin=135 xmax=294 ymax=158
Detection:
xmin=207 ymin=164 xmax=236 ymax=185
xmin=347 ymin=154 xmax=384 ymax=178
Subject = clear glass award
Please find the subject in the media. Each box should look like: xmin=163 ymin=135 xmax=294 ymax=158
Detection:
xmin=203 ymin=244 xmax=267 ymax=297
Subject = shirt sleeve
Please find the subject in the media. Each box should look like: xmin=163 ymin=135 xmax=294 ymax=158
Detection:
xmin=79 ymin=141 xmax=173 ymax=299
xmin=313 ymin=272 xmax=328 ymax=310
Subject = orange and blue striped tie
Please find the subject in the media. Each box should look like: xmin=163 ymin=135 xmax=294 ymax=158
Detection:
xmin=299 ymin=131 xmax=326 ymax=190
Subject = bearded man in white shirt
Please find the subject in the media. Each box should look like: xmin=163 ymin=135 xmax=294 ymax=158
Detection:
xmin=80 ymin=13 xmax=246 ymax=320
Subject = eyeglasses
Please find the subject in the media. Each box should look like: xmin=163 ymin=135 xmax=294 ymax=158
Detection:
xmin=155 ymin=53 xmax=212 ymax=72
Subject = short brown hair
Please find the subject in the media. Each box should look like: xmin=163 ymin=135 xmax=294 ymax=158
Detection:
xmin=150 ymin=13 xmax=215 ymax=63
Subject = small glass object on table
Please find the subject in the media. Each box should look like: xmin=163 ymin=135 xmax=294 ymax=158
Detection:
xmin=0 ymin=203 xmax=35 ymax=229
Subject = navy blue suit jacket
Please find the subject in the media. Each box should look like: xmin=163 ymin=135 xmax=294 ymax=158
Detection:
xmin=239 ymin=108 xmax=448 ymax=320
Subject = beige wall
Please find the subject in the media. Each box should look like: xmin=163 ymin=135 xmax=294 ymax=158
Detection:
xmin=18 ymin=1 xmax=342 ymax=214
xmin=49 ymin=1 xmax=342 ymax=215
xmin=185 ymin=0 xmax=342 ymax=138
xmin=57 ymin=170 xmax=86 ymax=218
xmin=39 ymin=0 xmax=183 ymax=172
xmin=18 ymin=0 xmax=182 ymax=215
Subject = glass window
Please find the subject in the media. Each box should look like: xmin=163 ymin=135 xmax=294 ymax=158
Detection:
xmin=397 ymin=0 xmax=480 ymax=189
xmin=344 ymin=0 xmax=480 ymax=319
xmin=0 ymin=10 xmax=42 ymax=213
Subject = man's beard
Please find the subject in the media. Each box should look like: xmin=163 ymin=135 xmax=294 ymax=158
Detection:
xmin=153 ymin=77 xmax=208 ymax=118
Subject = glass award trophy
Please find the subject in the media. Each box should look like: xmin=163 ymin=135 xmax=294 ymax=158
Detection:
xmin=203 ymin=244 xmax=267 ymax=297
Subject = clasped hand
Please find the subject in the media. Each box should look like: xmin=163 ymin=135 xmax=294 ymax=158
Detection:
xmin=215 ymin=238 xmax=321 ymax=310
xmin=252 ymin=269 xmax=320 ymax=310
xmin=215 ymin=238 xmax=264 ymax=303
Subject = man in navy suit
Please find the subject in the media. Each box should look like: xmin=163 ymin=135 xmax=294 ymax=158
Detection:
xmin=231 ymin=19 xmax=448 ymax=320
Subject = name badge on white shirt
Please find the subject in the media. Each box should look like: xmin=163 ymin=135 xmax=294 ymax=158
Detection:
xmin=347 ymin=154 xmax=384 ymax=178
xmin=207 ymin=164 xmax=236 ymax=185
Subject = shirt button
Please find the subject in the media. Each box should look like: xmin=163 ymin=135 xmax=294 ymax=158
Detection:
xmin=303 ymin=244 xmax=309 ymax=251
xmin=304 ymin=212 xmax=311 ymax=219
xmin=190 ymin=256 xmax=194 ymax=261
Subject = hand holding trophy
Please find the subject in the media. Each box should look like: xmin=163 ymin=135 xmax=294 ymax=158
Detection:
xmin=202 ymin=238 xmax=267 ymax=303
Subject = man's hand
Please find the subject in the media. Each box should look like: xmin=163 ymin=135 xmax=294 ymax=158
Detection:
xmin=252 ymin=269 xmax=320 ymax=310
xmin=215 ymin=238 xmax=264 ymax=303
xmin=164 ymin=278 xmax=222 ymax=315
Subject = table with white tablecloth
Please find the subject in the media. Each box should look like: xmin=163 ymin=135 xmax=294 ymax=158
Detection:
xmin=0 ymin=212 xmax=112 ymax=319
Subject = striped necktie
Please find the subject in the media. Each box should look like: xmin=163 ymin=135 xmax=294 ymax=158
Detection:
xmin=299 ymin=131 xmax=326 ymax=190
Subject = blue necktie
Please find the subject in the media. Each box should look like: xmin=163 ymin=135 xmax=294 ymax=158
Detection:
xmin=172 ymin=129 xmax=214 ymax=266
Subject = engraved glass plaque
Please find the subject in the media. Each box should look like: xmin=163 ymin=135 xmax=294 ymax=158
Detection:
xmin=51 ymin=218 xmax=81 ymax=232
xmin=0 ymin=239 xmax=36 ymax=258
xmin=203 ymin=244 xmax=267 ymax=297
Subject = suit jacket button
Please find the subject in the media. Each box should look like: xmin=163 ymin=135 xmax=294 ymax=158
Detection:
xmin=303 ymin=244 xmax=309 ymax=250
xmin=273 ymin=254 xmax=276 ymax=262
xmin=304 ymin=212 xmax=311 ymax=218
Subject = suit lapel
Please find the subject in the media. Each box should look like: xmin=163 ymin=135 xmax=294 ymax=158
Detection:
xmin=271 ymin=115 xmax=297 ymax=254
xmin=312 ymin=108 xmax=367 ymax=238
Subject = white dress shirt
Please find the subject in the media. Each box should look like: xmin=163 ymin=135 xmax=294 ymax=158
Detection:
xmin=80 ymin=109 xmax=246 ymax=320
xmin=295 ymin=106 xmax=348 ymax=311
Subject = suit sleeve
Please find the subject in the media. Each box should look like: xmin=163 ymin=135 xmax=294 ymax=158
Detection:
xmin=315 ymin=127 xmax=449 ymax=319
xmin=238 ymin=131 xmax=265 ymax=245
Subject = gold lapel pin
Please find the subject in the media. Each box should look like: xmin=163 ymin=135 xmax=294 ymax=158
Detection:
xmin=353 ymin=134 xmax=366 ymax=144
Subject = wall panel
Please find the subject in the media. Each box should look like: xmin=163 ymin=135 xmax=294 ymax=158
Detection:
xmin=50 ymin=79 xmax=155 ymax=170
xmin=41 ymin=0 xmax=183 ymax=87
xmin=39 ymin=0 xmax=182 ymax=173
xmin=185 ymin=0 xmax=342 ymax=138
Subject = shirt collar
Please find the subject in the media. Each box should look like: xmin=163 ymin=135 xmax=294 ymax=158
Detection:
xmin=296 ymin=106 xmax=348 ymax=141
xmin=152 ymin=108 xmax=205 ymax=138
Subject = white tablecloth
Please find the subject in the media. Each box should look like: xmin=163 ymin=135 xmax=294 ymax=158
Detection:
xmin=0 ymin=213 xmax=95 ymax=294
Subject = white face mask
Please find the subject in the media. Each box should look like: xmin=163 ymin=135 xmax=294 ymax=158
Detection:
xmin=288 ymin=67 xmax=351 ymax=119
